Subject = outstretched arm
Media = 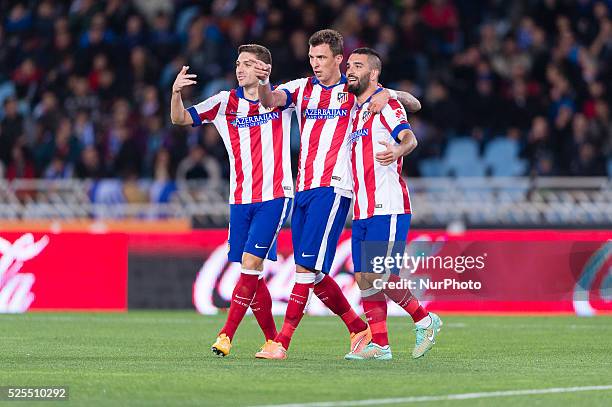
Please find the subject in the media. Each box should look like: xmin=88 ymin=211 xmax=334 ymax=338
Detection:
xmin=250 ymin=59 xmax=288 ymax=109
xmin=369 ymin=88 xmax=421 ymax=113
xmin=170 ymin=65 xmax=198 ymax=125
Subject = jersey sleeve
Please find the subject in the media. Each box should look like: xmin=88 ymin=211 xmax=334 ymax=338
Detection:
xmin=186 ymin=92 xmax=226 ymax=127
xmin=276 ymin=78 xmax=307 ymax=109
xmin=380 ymin=99 xmax=411 ymax=143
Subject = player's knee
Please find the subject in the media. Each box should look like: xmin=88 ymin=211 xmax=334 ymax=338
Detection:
xmin=242 ymin=252 xmax=264 ymax=271
xmin=295 ymin=270 xmax=316 ymax=283
xmin=355 ymin=273 xmax=371 ymax=290
xmin=314 ymin=271 xmax=325 ymax=284
xmin=355 ymin=273 xmax=382 ymax=291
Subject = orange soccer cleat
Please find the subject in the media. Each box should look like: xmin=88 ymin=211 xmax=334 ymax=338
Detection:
xmin=348 ymin=326 xmax=372 ymax=355
xmin=255 ymin=340 xmax=287 ymax=360
xmin=211 ymin=333 xmax=232 ymax=357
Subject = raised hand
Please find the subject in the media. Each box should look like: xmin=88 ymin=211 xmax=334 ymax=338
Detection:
xmin=172 ymin=65 xmax=197 ymax=94
xmin=368 ymin=89 xmax=391 ymax=113
xmin=250 ymin=59 xmax=272 ymax=82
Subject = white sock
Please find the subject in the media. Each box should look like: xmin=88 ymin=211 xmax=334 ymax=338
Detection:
xmin=415 ymin=315 xmax=432 ymax=329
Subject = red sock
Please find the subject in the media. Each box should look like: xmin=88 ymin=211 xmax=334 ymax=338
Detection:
xmin=250 ymin=278 xmax=277 ymax=341
xmin=219 ymin=272 xmax=259 ymax=340
xmin=362 ymin=292 xmax=388 ymax=346
xmin=275 ymin=273 xmax=315 ymax=349
xmin=383 ymin=274 xmax=427 ymax=323
xmin=314 ymin=274 xmax=368 ymax=334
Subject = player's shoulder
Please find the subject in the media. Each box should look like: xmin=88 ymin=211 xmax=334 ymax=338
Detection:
xmin=381 ymin=98 xmax=406 ymax=114
xmin=386 ymin=97 xmax=404 ymax=110
xmin=215 ymin=90 xmax=235 ymax=106
xmin=200 ymin=90 xmax=231 ymax=103
xmin=277 ymin=77 xmax=310 ymax=89
xmin=217 ymin=90 xmax=232 ymax=99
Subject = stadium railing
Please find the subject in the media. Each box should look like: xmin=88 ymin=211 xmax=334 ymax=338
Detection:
xmin=0 ymin=177 xmax=610 ymax=228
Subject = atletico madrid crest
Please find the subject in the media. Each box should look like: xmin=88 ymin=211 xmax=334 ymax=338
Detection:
xmin=362 ymin=111 xmax=372 ymax=121
xmin=337 ymin=92 xmax=349 ymax=104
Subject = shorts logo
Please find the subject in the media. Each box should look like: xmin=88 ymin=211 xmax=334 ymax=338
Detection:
xmin=337 ymin=92 xmax=349 ymax=104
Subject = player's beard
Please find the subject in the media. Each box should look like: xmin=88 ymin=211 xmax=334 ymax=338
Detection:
xmin=347 ymin=73 xmax=369 ymax=96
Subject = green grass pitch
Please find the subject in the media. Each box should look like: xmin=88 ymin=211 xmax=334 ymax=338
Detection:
xmin=1 ymin=311 xmax=611 ymax=406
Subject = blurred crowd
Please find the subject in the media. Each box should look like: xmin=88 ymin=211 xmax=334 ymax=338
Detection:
xmin=0 ymin=0 xmax=611 ymax=189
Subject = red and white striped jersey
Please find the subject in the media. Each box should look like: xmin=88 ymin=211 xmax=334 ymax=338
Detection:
xmin=187 ymin=87 xmax=294 ymax=204
xmin=279 ymin=75 xmax=355 ymax=193
xmin=349 ymin=88 xmax=412 ymax=220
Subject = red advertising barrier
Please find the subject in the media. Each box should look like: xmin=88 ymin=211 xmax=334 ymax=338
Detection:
xmin=177 ymin=229 xmax=611 ymax=316
xmin=2 ymin=229 xmax=610 ymax=314
xmin=0 ymin=233 xmax=127 ymax=312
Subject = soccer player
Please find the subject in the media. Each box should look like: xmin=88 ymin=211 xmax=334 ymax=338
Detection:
xmin=252 ymin=30 xmax=422 ymax=360
xmin=170 ymin=44 xmax=293 ymax=357
xmin=343 ymin=48 xmax=442 ymax=360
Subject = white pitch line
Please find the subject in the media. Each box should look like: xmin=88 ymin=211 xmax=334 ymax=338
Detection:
xmin=247 ymin=385 xmax=612 ymax=407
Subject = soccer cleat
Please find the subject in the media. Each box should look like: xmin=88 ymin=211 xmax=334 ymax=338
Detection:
xmin=211 ymin=333 xmax=232 ymax=357
xmin=412 ymin=312 xmax=443 ymax=359
xmin=254 ymin=339 xmax=275 ymax=358
xmin=349 ymin=326 xmax=372 ymax=354
xmin=345 ymin=342 xmax=392 ymax=360
xmin=254 ymin=340 xmax=287 ymax=360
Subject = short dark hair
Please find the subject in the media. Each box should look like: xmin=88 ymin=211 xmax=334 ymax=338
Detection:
xmin=308 ymin=29 xmax=344 ymax=56
xmin=350 ymin=47 xmax=382 ymax=72
xmin=238 ymin=44 xmax=272 ymax=65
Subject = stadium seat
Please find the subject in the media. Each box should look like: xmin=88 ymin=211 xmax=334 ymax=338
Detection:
xmin=484 ymin=138 xmax=519 ymax=163
xmin=418 ymin=158 xmax=444 ymax=177
xmin=444 ymin=137 xmax=479 ymax=166
xmin=441 ymin=138 xmax=486 ymax=176
xmin=484 ymin=138 xmax=528 ymax=176
xmin=450 ymin=160 xmax=487 ymax=176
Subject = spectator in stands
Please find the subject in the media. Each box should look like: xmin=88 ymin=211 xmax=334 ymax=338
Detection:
xmin=6 ymin=144 xmax=35 ymax=180
xmin=524 ymin=116 xmax=555 ymax=175
xmin=0 ymin=97 xmax=23 ymax=164
xmin=0 ymin=0 xmax=611 ymax=180
xmin=33 ymin=91 xmax=62 ymax=135
xmin=201 ymin=125 xmax=229 ymax=180
xmin=150 ymin=147 xmax=177 ymax=204
xmin=571 ymin=143 xmax=606 ymax=176
xmin=64 ymin=76 xmax=99 ymax=119
xmin=176 ymin=144 xmax=221 ymax=188
xmin=75 ymin=146 xmax=106 ymax=179
xmin=44 ymin=155 xmax=73 ymax=179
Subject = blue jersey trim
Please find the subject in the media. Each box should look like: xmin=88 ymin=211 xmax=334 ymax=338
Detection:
xmin=391 ymin=123 xmax=411 ymax=143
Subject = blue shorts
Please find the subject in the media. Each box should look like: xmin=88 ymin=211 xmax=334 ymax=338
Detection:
xmin=352 ymin=214 xmax=412 ymax=273
xmin=291 ymin=187 xmax=351 ymax=273
xmin=228 ymin=197 xmax=292 ymax=262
